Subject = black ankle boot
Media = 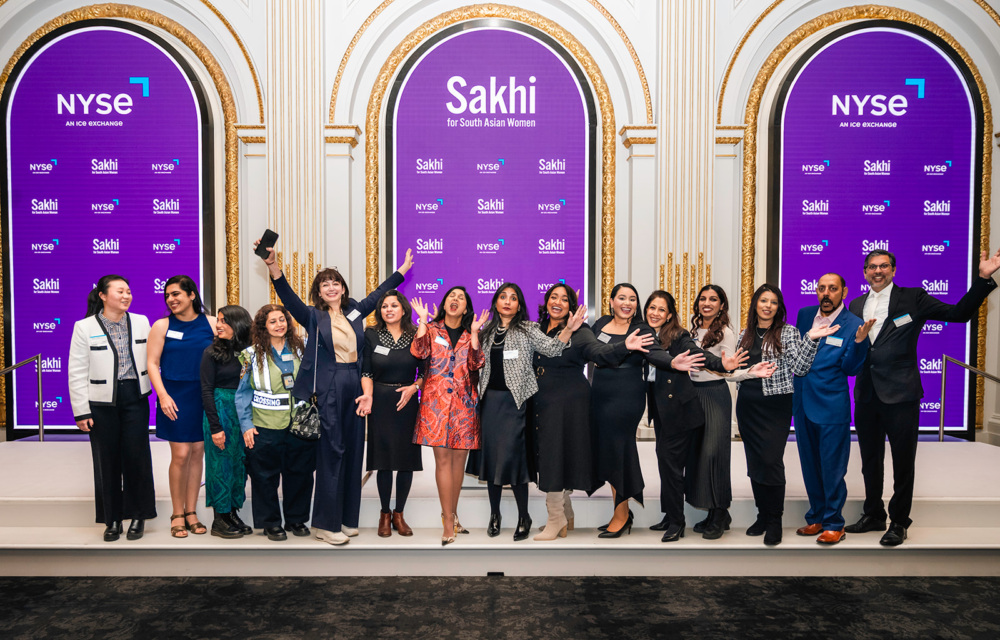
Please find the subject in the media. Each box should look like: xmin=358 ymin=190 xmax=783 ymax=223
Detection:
xmin=763 ymin=514 xmax=783 ymax=546
xmin=228 ymin=509 xmax=253 ymax=535
xmin=211 ymin=508 xmax=243 ymax=539
xmin=702 ymin=508 xmax=731 ymax=540
xmin=693 ymin=509 xmax=713 ymax=534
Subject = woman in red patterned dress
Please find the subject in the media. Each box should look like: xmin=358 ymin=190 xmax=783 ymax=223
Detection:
xmin=410 ymin=287 xmax=489 ymax=545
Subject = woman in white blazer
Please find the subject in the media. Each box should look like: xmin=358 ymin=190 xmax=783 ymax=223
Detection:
xmin=68 ymin=275 xmax=155 ymax=542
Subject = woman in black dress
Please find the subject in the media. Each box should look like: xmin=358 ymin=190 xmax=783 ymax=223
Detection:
xmin=357 ymin=291 xmax=424 ymax=537
xmin=589 ymin=283 xmax=704 ymax=538
xmin=531 ymin=284 xmax=653 ymax=541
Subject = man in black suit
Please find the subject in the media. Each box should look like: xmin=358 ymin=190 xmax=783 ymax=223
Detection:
xmin=845 ymin=247 xmax=1000 ymax=546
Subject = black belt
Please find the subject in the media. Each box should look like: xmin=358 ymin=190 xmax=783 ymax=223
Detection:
xmin=692 ymin=379 xmax=727 ymax=388
xmin=374 ymin=381 xmax=410 ymax=387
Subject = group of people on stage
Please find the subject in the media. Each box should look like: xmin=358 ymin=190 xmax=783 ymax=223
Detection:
xmin=67 ymin=235 xmax=1000 ymax=548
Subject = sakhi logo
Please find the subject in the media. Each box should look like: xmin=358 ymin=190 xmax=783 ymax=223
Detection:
xmin=476 ymin=239 xmax=504 ymax=255
xmin=861 ymin=239 xmax=889 ymax=254
xmin=92 ymin=238 xmax=120 ymax=255
xmin=152 ymin=198 xmax=180 ymax=214
xmin=801 ymin=160 xmax=829 ymax=175
xmin=863 ymin=160 xmax=890 ymax=176
xmin=831 ymin=77 xmax=923 ymax=116
xmin=40 ymin=357 xmax=62 ymax=374
xmin=538 ymin=158 xmax=566 ymax=175
xmin=154 ymin=277 xmax=168 ymax=294
xmin=800 ymin=199 xmax=828 ymax=216
xmin=923 ymin=200 xmax=950 ymax=216
xmin=538 ymin=199 xmax=565 ymax=215
xmin=30 ymin=238 xmax=59 ymax=254
xmin=416 ymin=158 xmax=443 ymax=174
xmin=91 ymin=158 xmax=118 ymax=174
xmin=919 ymin=357 xmax=943 ymax=374
xmin=33 ymin=317 xmax=60 ymax=334
xmin=477 ymin=277 xmax=504 ymax=295
xmin=415 ymin=198 xmax=443 ymax=214
xmin=924 ymin=161 xmax=950 ymax=176
xmin=56 ymin=76 xmax=149 ymax=115
xmin=800 ymin=240 xmax=827 ymax=256
xmin=446 ymin=76 xmax=536 ymax=115
xmin=29 ymin=159 xmax=56 ymax=174
xmin=92 ymin=199 xmax=119 ymax=214
xmin=477 ymin=198 xmax=504 ymax=215
xmin=33 ymin=277 xmax=59 ymax=294
xmin=538 ymin=238 xmax=566 ymax=255
xmin=30 ymin=198 xmax=58 ymax=215
xmin=800 ymin=279 xmax=818 ymax=295
xmin=922 ymin=240 xmax=948 ymax=256
xmin=922 ymin=279 xmax=949 ymax=295
xmin=153 ymin=239 xmax=180 ymax=254
xmin=152 ymin=159 xmax=180 ymax=174
xmin=416 ymin=238 xmax=444 ymax=255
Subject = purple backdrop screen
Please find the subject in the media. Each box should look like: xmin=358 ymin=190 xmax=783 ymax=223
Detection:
xmin=5 ymin=26 xmax=204 ymax=430
xmin=392 ymin=27 xmax=589 ymax=315
xmin=779 ymin=27 xmax=975 ymax=430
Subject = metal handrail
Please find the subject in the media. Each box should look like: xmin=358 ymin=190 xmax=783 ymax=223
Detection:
xmin=0 ymin=354 xmax=45 ymax=441
xmin=939 ymin=354 xmax=1000 ymax=442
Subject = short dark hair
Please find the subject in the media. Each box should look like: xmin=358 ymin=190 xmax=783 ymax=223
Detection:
xmin=864 ymin=250 xmax=896 ymax=269
xmin=820 ymin=272 xmax=847 ymax=288
xmin=309 ymin=268 xmax=350 ymax=311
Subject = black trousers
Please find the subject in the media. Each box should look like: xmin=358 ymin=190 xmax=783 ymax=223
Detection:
xmin=88 ymin=379 xmax=156 ymax=524
xmin=246 ymin=427 xmax=317 ymax=528
xmin=854 ymin=396 xmax=920 ymax=528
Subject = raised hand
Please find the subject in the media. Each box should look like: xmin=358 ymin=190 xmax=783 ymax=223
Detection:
xmin=624 ymin=328 xmax=654 ymax=353
xmin=855 ymin=318 xmax=876 ymax=343
xmin=748 ymin=361 xmax=778 ymax=379
xmin=471 ymin=309 xmax=490 ymax=333
xmin=979 ymin=246 xmax=1000 ymax=279
xmin=721 ymin=347 xmax=750 ymax=371
xmin=670 ymin=349 xmax=706 ymax=372
xmin=567 ymin=305 xmax=588 ymax=331
xmin=410 ymin=297 xmax=430 ymax=323
xmin=252 ymin=239 xmax=276 ymax=265
xmin=400 ymin=248 xmax=415 ymax=275
xmin=807 ymin=324 xmax=841 ymax=340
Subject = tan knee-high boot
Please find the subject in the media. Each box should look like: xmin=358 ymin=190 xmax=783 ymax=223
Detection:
xmin=534 ymin=491 xmax=568 ymax=540
xmin=563 ymin=490 xmax=575 ymax=531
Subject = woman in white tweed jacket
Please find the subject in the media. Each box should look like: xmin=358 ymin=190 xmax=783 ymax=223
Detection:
xmin=468 ymin=282 xmax=586 ymax=541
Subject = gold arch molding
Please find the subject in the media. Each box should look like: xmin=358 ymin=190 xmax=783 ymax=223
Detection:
xmin=738 ymin=5 xmax=992 ymax=425
xmin=365 ymin=4 xmax=617 ymax=309
xmin=0 ymin=3 xmax=242 ymax=422
xmin=334 ymin=0 xmax=651 ymax=124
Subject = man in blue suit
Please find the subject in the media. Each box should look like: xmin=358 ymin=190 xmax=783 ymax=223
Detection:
xmin=793 ymin=273 xmax=875 ymax=544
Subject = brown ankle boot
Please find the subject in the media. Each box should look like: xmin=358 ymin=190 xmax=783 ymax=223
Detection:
xmin=392 ymin=510 xmax=413 ymax=536
xmin=377 ymin=510 xmax=392 ymax=537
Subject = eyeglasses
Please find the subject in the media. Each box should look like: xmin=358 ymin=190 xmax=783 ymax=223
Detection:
xmin=865 ymin=263 xmax=893 ymax=272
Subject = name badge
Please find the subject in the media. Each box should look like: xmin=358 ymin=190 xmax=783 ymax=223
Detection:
xmin=281 ymin=373 xmax=295 ymax=389
xmin=598 ymin=332 xmax=611 ymax=343
xmin=166 ymin=330 xmax=184 ymax=340
xmin=647 ymin=367 xmax=657 ymax=382
xmin=503 ymin=349 xmax=519 ymax=360
xmin=893 ymin=314 xmax=913 ymax=328
xmin=435 ymin=335 xmax=450 ymax=348
xmin=825 ymin=336 xmax=844 ymax=348
xmin=281 ymin=353 xmax=294 ymax=362
xmin=346 ymin=309 xmax=361 ymax=322
xmin=374 ymin=345 xmax=391 ymax=356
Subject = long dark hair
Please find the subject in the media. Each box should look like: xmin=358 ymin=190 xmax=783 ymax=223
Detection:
xmin=432 ymin=286 xmax=475 ymax=332
xmin=691 ymin=284 xmax=732 ymax=350
xmin=164 ymin=275 xmax=205 ymax=316
xmin=86 ymin=274 xmax=129 ymax=317
xmin=644 ymin=290 xmax=683 ymax=346
xmin=537 ymin=284 xmax=578 ymax=332
xmin=738 ymin=283 xmax=786 ymax=356
xmin=309 ymin=268 xmax=350 ymax=312
xmin=482 ymin=282 xmax=530 ymax=337
xmin=208 ymin=305 xmax=252 ymax=363
xmin=608 ymin=282 xmax=643 ymax=324
xmin=374 ymin=290 xmax=416 ymax=335
xmin=250 ymin=304 xmax=305 ymax=371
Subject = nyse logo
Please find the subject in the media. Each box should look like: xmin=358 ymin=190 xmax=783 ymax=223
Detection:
xmin=35 ymin=396 xmax=63 ymax=412
xmin=91 ymin=158 xmax=118 ymax=174
xmin=56 ymin=76 xmax=148 ymax=115
xmin=415 ymin=199 xmax=442 ymax=214
xmin=537 ymin=279 xmax=566 ymax=293
xmin=538 ymin=238 xmax=566 ymax=255
xmin=153 ymin=198 xmax=180 ymax=214
xmin=153 ymin=239 xmax=180 ymax=254
xmin=863 ymin=160 xmax=890 ymax=176
xmin=152 ymin=159 xmax=179 ymax=174
xmin=31 ymin=198 xmax=58 ymax=215
xmin=477 ymin=159 xmax=504 ymax=174
xmin=800 ymin=279 xmax=818 ymax=295
xmin=920 ymin=400 xmax=942 ymax=413
xmin=154 ymin=277 xmax=168 ymax=294
xmin=415 ymin=278 xmax=444 ymax=294
xmin=831 ymin=78 xmax=923 ymax=116
xmin=538 ymin=199 xmax=565 ymax=214
xmin=861 ymin=239 xmax=889 ymax=254
xmin=93 ymin=238 xmax=120 ymax=255
xmin=92 ymin=199 xmax=118 ymax=214
xmin=416 ymin=158 xmax=444 ymax=174
xmin=33 ymin=318 xmax=60 ymax=334
xmin=923 ymin=279 xmax=949 ymax=294
xmin=923 ymin=322 xmax=946 ymax=335
xmin=861 ymin=201 xmax=889 ymax=215
xmin=923 ymin=200 xmax=950 ymax=216
xmin=919 ymin=358 xmax=943 ymax=374
xmin=33 ymin=278 xmax=59 ymax=294
xmin=925 ymin=161 xmax=950 ymax=176
xmin=40 ymin=357 xmax=62 ymax=373
xmin=29 ymin=160 xmax=56 ymax=174
xmin=859 ymin=284 xmax=872 ymax=294
xmin=800 ymin=240 xmax=828 ymax=256
xmin=446 ymin=76 xmax=536 ymax=115
xmin=477 ymin=277 xmax=504 ymax=295
xmin=801 ymin=199 xmax=829 ymax=216
xmin=801 ymin=161 xmax=829 ymax=175
xmin=922 ymin=240 xmax=949 ymax=256
xmin=477 ymin=198 xmax=504 ymax=215
xmin=477 ymin=239 xmax=504 ymax=255
xmin=31 ymin=239 xmax=59 ymax=254
xmin=416 ymin=238 xmax=444 ymax=254
xmin=538 ymin=158 xmax=566 ymax=174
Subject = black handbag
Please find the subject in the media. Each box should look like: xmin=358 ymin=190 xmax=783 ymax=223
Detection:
xmin=289 ymin=334 xmax=321 ymax=441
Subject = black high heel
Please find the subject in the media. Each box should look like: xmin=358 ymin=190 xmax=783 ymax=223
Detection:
xmin=513 ymin=516 xmax=532 ymax=541
xmin=597 ymin=512 xmax=633 ymax=538
xmin=598 ymin=509 xmax=632 ymax=532
xmin=487 ymin=513 xmax=501 ymax=537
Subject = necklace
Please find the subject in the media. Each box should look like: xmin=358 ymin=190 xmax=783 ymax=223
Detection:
xmin=494 ymin=324 xmax=509 ymax=347
xmin=755 ymin=326 xmax=768 ymax=339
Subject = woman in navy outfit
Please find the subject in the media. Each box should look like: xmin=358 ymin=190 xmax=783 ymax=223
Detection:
xmin=256 ymin=239 xmax=413 ymax=546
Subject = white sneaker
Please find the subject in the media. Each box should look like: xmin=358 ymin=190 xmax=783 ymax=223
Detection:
xmin=342 ymin=526 xmax=359 ymax=537
xmin=314 ymin=528 xmax=350 ymax=546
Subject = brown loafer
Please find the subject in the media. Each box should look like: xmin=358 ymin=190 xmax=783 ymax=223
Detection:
xmin=377 ymin=511 xmax=392 ymax=538
xmin=796 ymin=523 xmax=823 ymax=536
xmin=817 ymin=529 xmax=846 ymax=545
xmin=392 ymin=510 xmax=413 ymax=536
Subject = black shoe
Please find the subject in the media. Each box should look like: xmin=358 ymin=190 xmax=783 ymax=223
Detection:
xmin=702 ymin=510 xmax=731 ymax=540
xmin=284 ymin=523 xmax=311 ymax=537
xmin=228 ymin=510 xmax=253 ymax=535
xmin=746 ymin=516 xmax=766 ymax=537
xmin=661 ymin=522 xmax=685 ymax=542
xmin=763 ymin=517 xmax=783 ymax=546
xmin=264 ymin=526 xmax=288 ymax=541
xmin=513 ymin=517 xmax=532 ymax=541
xmin=487 ymin=513 xmax=501 ymax=537
xmin=879 ymin=523 xmax=907 ymax=547
xmin=126 ymin=519 xmax=144 ymax=540
xmin=692 ymin=510 xmax=712 ymax=534
xmin=599 ymin=509 xmax=632 ymax=533
xmin=845 ymin=513 xmax=887 ymax=534
xmin=103 ymin=521 xmax=122 ymax=542
xmin=649 ymin=515 xmax=671 ymax=531
xmin=598 ymin=513 xmax=634 ymax=538
xmin=211 ymin=510 xmax=243 ymax=539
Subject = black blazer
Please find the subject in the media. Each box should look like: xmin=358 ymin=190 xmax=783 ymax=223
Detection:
xmin=848 ymin=276 xmax=997 ymax=404
xmin=646 ymin=330 xmax=726 ymax=434
xmin=272 ymin=271 xmax=405 ymax=403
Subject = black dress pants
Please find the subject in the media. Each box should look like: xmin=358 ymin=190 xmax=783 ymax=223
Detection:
xmin=88 ymin=379 xmax=156 ymax=524
xmin=854 ymin=395 xmax=920 ymax=528
xmin=246 ymin=426 xmax=317 ymax=528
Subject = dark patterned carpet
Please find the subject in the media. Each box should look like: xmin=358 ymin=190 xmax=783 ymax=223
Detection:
xmin=1 ymin=577 xmax=999 ymax=639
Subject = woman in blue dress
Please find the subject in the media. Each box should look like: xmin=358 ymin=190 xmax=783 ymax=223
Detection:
xmin=147 ymin=275 xmax=216 ymax=538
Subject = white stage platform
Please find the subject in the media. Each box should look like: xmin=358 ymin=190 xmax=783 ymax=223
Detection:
xmin=1 ymin=439 xmax=1000 ymax=576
